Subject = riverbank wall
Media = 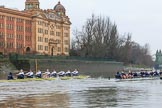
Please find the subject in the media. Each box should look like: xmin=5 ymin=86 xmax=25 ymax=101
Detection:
xmin=1 ymin=57 xmax=123 ymax=78
xmin=0 ymin=59 xmax=17 ymax=73
xmin=25 ymin=59 xmax=123 ymax=78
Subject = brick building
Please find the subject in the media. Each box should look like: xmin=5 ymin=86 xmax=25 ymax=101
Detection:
xmin=0 ymin=0 xmax=71 ymax=56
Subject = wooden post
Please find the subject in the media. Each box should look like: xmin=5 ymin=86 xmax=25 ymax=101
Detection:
xmin=35 ymin=59 xmax=38 ymax=73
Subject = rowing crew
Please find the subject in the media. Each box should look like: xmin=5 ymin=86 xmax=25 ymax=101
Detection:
xmin=8 ymin=69 xmax=79 ymax=80
xmin=115 ymin=70 xmax=161 ymax=79
xmin=38 ymin=69 xmax=79 ymax=78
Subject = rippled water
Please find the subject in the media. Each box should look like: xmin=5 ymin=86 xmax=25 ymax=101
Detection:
xmin=0 ymin=78 xmax=162 ymax=108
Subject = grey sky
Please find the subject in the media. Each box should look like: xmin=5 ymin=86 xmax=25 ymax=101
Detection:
xmin=1 ymin=0 xmax=162 ymax=55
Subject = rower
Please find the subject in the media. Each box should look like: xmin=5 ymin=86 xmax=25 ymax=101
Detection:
xmin=150 ymin=71 xmax=154 ymax=76
xmin=128 ymin=70 xmax=133 ymax=78
xmin=71 ymin=69 xmax=79 ymax=76
xmin=17 ymin=69 xmax=24 ymax=79
xmin=35 ymin=70 xmax=42 ymax=78
xmin=120 ymin=71 xmax=124 ymax=79
xmin=43 ymin=69 xmax=51 ymax=78
xmin=144 ymin=71 xmax=150 ymax=77
xmin=65 ymin=70 xmax=71 ymax=77
xmin=51 ymin=69 xmax=57 ymax=77
xmin=58 ymin=71 xmax=65 ymax=77
xmin=159 ymin=70 xmax=162 ymax=75
xmin=25 ymin=70 xmax=34 ymax=78
xmin=7 ymin=72 xmax=14 ymax=80
xmin=133 ymin=72 xmax=138 ymax=78
xmin=153 ymin=71 xmax=159 ymax=76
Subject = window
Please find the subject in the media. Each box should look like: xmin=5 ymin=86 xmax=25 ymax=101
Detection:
xmin=16 ymin=18 xmax=23 ymax=22
xmin=64 ymin=40 xmax=68 ymax=45
xmin=26 ymin=36 xmax=31 ymax=41
xmin=38 ymin=21 xmax=41 ymax=25
xmin=50 ymin=31 xmax=54 ymax=35
xmin=64 ymin=27 xmax=69 ymax=30
xmin=25 ymin=20 xmax=32 ymax=24
xmin=0 ymin=42 xmax=4 ymax=47
xmin=16 ymin=26 xmax=23 ymax=31
xmin=25 ymin=27 xmax=31 ymax=32
xmin=38 ymin=45 xmax=43 ymax=50
xmin=0 ymin=23 xmax=4 ymax=29
xmin=7 ymin=17 xmax=14 ymax=21
xmin=38 ymin=36 xmax=43 ymax=42
xmin=0 ymin=32 xmax=4 ymax=38
xmin=7 ymin=34 xmax=14 ymax=39
xmin=45 ymin=38 xmax=48 ymax=43
xmin=16 ymin=43 xmax=23 ymax=48
xmin=45 ymin=30 xmax=48 ymax=34
xmin=38 ymin=21 xmax=43 ymax=25
xmin=56 ymin=25 xmax=61 ymax=29
xmin=7 ymin=42 xmax=14 ymax=48
xmin=17 ymin=34 xmax=23 ymax=40
xmin=58 ymin=47 xmax=61 ymax=52
xmin=64 ymin=33 xmax=69 ymax=37
xmin=56 ymin=39 xmax=61 ymax=44
xmin=38 ymin=28 xmax=43 ymax=33
xmin=56 ymin=32 xmax=61 ymax=36
xmin=7 ymin=24 xmax=13 ymax=30
xmin=45 ymin=46 xmax=48 ymax=51
xmin=0 ymin=15 xmax=4 ymax=19
xmin=44 ymin=23 xmax=48 ymax=27
xmin=65 ymin=47 xmax=68 ymax=52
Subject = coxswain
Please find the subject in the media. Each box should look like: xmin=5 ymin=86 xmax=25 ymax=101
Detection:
xmin=115 ymin=72 xmax=121 ymax=79
xmin=7 ymin=72 xmax=14 ymax=80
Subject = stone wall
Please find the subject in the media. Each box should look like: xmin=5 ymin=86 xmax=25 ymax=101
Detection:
xmin=0 ymin=59 xmax=123 ymax=78
xmin=29 ymin=60 xmax=123 ymax=78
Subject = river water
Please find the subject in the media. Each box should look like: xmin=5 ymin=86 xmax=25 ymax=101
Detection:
xmin=0 ymin=78 xmax=162 ymax=108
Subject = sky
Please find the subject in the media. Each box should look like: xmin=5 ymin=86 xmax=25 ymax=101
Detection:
xmin=1 ymin=0 xmax=162 ymax=55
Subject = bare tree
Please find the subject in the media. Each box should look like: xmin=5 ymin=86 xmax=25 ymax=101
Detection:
xmin=70 ymin=14 xmax=153 ymax=67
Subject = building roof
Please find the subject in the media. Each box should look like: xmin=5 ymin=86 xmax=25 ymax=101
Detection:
xmin=54 ymin=1 xmax=66 ymax=12
xmin=0 ymin=6 xmax=31 ymax=18
xmin=26 ymin=0 xmax=39 ymax=3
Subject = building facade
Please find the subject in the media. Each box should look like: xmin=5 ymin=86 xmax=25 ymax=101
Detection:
xmin=0 ymin=0 xmax=71 ymax=56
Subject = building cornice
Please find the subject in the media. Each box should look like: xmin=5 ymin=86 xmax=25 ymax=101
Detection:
xmin=0 ymin=7 xmax=32 ymax=18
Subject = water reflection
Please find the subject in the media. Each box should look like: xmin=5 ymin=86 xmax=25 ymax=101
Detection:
xmin=0 ymin=79 xmax=161 ymax=108
xmin=0 ymin=93 xmax=70 ymax=108
xmin=84 ymin=87 xmax=118 ymax=108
